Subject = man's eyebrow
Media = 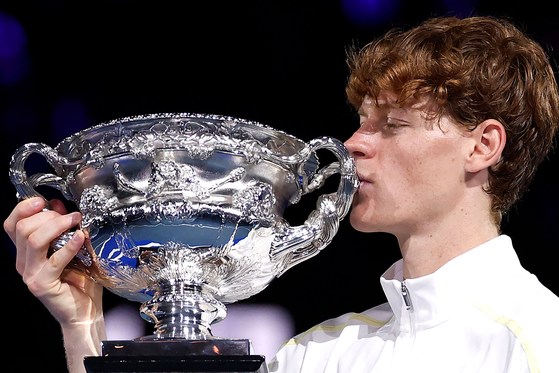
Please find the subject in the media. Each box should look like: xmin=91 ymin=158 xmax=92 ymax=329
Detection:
xmin=387 ymin=116 xmax=411 ymax=124
xmin=358 ymin=102 xmax=399 ymax=117
xmin=377 ymin=101 xmax=400 ymax=110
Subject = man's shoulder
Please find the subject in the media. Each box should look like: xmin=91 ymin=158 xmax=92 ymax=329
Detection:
xmin=322 ymin=302 xmax=394 ymax=330
xmin=268 ymin=303 xmax=393 ymax=373
xmin=472 ymin=270 xmax=559 ymax=372
xmin=480 ymin=268 xmax=559 ymax=321
xmin=280 ymin=302 xmax=393 ymax=349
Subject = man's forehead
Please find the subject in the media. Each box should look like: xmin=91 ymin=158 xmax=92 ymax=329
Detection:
xmin=360 ymin=93 xmax=436 ymax=112
xmin=362 ymin=92 xmax=398 ymax=106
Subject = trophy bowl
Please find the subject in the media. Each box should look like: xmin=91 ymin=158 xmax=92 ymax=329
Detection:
xmin=10 ymin=113 xmax=357 ymax=342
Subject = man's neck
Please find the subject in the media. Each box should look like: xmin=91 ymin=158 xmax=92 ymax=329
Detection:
xmin=396 ymin=211 xmax=500 ymax=279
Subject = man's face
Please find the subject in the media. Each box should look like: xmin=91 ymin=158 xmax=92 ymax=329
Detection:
xmin=344 ymin=92 xmax=474 ymax=237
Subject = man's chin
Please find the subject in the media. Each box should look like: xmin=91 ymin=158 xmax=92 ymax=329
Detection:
xmin=349 ymin=212 xmax=379 ymax=233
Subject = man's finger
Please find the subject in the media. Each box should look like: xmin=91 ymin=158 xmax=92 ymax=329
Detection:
xmin=23 ymin=212 xmax=82 ymax=278
xmin=25 ymin=230 xmax=86 ymax=298
xmin=4 ymin=197 xmax=45 ymax=241
xmin=45 ymin=230 xmax=86 ymax=284
xmin=13 ymin=209 xmax=64 ymax=275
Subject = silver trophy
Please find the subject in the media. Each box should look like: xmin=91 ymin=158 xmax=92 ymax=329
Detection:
xmin=10 ymin=114 xmax=357 ymax=372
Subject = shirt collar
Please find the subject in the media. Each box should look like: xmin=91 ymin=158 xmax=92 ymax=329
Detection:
xmin=379 ymin=235 xmax=520 ymax=329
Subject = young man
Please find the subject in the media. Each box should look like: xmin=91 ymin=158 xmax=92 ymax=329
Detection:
xmin=5 ymin=16 xmax=559 ymax=373
xmin=269 ymin=16 xmax=559 ymax=372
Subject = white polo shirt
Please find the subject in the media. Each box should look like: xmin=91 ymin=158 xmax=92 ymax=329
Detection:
xmin=269 ymin=236 xmax=559 ymax=372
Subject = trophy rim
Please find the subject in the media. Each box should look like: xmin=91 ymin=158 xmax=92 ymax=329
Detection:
xmin=54 ymin=112 xmax=305 ymax=155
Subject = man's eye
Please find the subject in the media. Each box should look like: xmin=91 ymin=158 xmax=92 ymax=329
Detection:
xmin=385 ymin=118 xmax=409 ymax=130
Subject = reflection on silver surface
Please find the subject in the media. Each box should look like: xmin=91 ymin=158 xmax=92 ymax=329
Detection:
xmin=10 ymin=113 xmax=357 ymax=340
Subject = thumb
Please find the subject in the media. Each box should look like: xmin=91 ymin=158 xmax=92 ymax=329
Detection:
xmin=47 ymin=230 xmax=85 ymax=277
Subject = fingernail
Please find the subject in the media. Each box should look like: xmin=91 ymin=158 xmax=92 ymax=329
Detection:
xmin=68 ymin=212 xmax=81 ymax=223
xmin=30 ymin=198 xmax=42 ymax=208
xmin=72 ymin=230 xmax=82 ymax=241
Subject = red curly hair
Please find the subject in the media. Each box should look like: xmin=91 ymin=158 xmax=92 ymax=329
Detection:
xmin=346 ymin=16 xmax=559 ymax=225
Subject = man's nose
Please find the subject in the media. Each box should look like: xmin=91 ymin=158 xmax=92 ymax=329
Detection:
xmin=344 ymin=132 xmax=369 ymax=159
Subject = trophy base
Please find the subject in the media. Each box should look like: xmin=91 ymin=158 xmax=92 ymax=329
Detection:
xmin=84 ymin=340 xmax=267 ymax=373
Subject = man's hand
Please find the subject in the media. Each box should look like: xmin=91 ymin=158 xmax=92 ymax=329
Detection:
xmin=4 ymin=197 xmax=105 ymax=373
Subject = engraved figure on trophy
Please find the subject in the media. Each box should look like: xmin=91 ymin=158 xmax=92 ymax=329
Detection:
xmin=9 ymin=113 xmax=357 ymax=372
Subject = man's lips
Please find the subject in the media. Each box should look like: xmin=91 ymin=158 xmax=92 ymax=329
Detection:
xmin=357 ymin=171 xmax=372 ymax=185
xmin=359 ymin=181 xmax=372 ymax=190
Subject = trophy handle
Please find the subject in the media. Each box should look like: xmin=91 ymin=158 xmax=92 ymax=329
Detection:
xmin=270 ymin=137 xmax=358 ymax=275
xmin=9 ymin=143 xmax=74 ymax=206
xmin=9 ymin=143 xmax=93 ymax=264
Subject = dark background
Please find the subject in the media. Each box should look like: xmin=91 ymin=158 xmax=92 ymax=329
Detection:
xmin=2 ymin=1 xmax=558 ymax=371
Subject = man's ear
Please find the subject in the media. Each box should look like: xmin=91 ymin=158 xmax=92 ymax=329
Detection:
xmin=465 ymin=119 xmax=506 ymax=173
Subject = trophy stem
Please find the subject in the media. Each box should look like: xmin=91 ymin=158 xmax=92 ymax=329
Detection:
xmin=139 ymin=282 xmax=226 ymax=340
